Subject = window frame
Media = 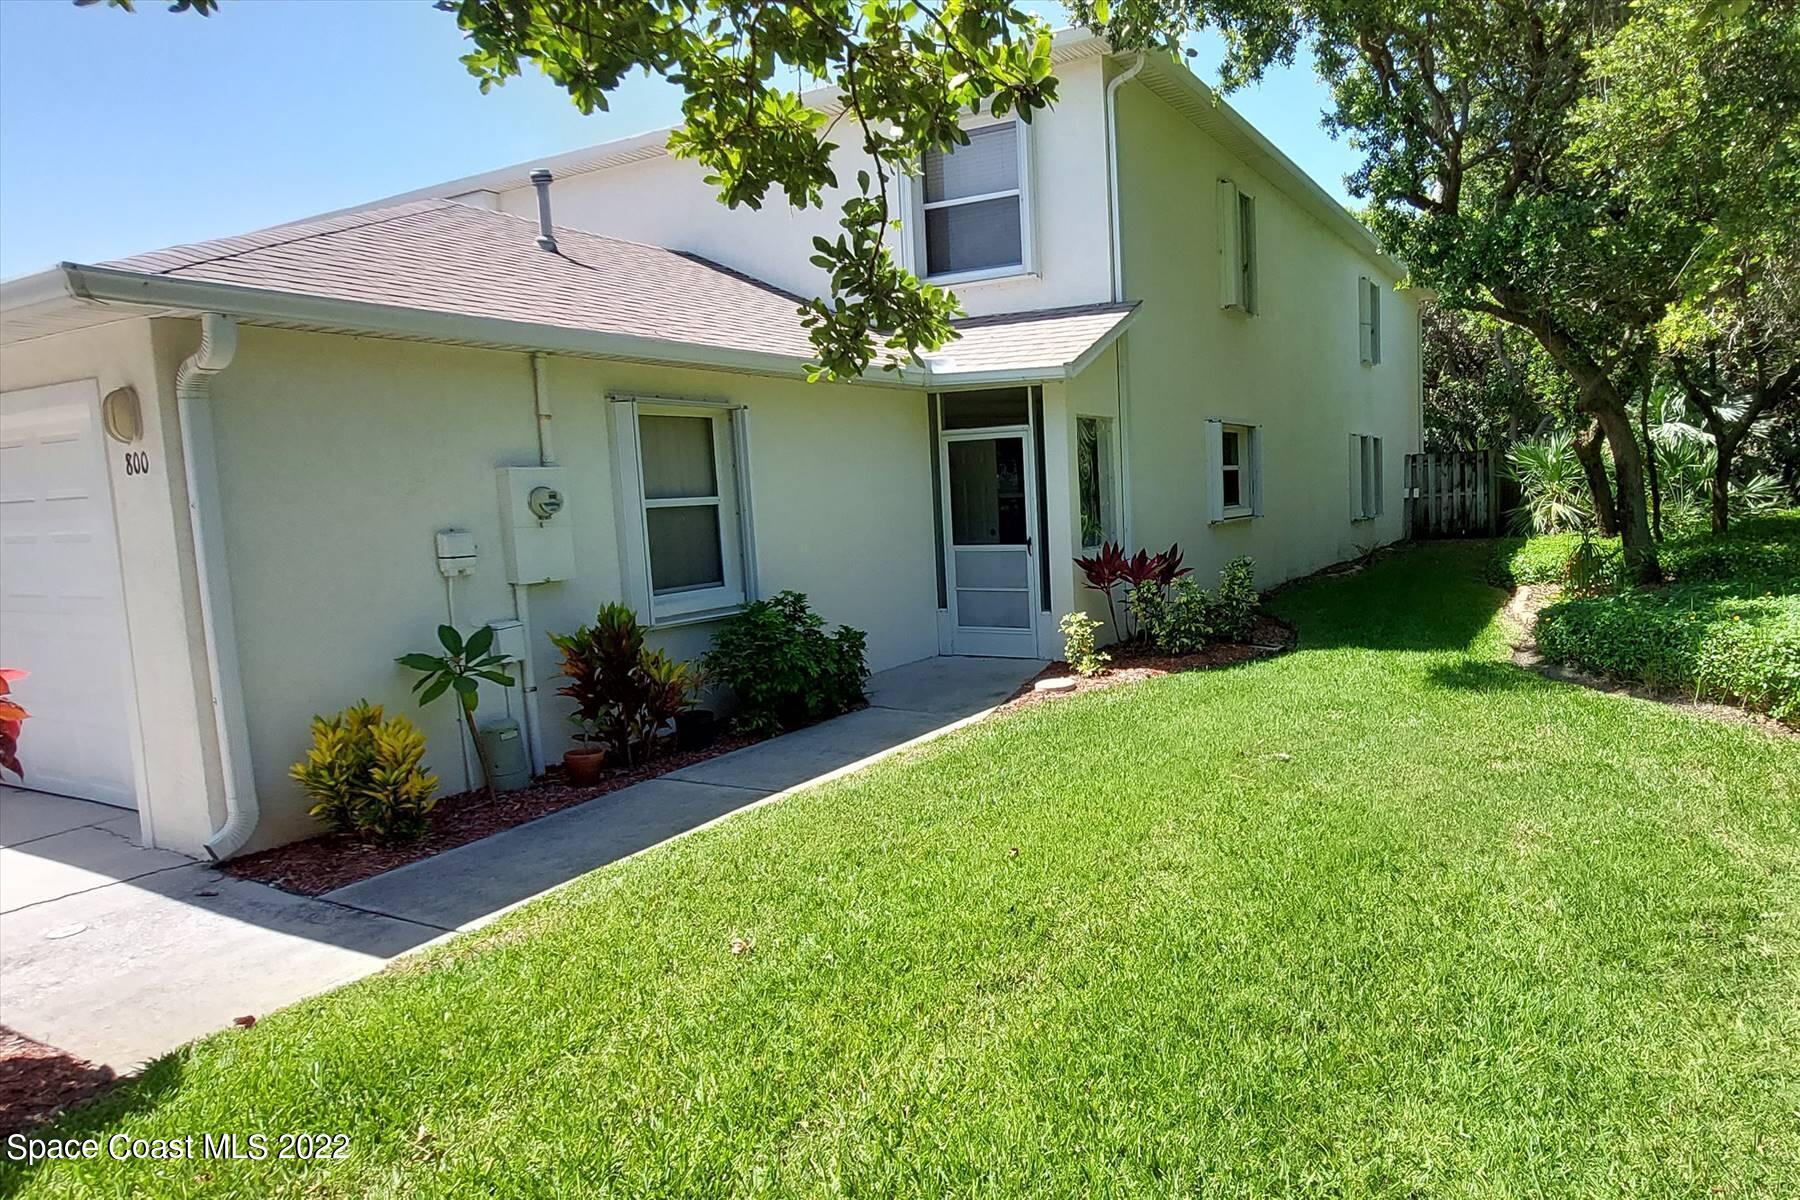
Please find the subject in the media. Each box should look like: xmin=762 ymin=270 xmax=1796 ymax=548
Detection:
xmin=609 ymin=395 xmax=757 ymax=626
xmin=1219 ymin=423 xmax=1252 ymax=518
xmin=1075 ymin=414 xmax=1117 ymax=550
xmin=1205 ymin=418 xmax=1263 ymax=523
xmin=908 ymin=117 xmax=1036 ymax=286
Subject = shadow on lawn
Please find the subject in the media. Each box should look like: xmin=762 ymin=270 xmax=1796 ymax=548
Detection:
xmin=1424 ymin=659 xmax=1543 ymax=694
xmin=0 ymin=1053 xmax=186 ymax=1187
xmin=1270 ymin=542 xmax=1510 ymax=655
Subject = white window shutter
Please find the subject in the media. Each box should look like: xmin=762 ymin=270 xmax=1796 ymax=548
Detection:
xmin=729 ymin=408 xmax=759 ymax=601
xmin=607 ymin=397 xmax=653 ymax=615
xmin=1358 ymin=277 xmax=1373 ymax=364
xmin=1249 ymin=425 xmax=1265 ymax=517
xmin=1369 ymin=282 xmax=1382 ymax=365
xmin=1372 ymin=437 xmax=1385 ymax=515
xmin=1349 ymin=433 xmax=1364 ymax=519
xmin=1218 ymin=181 xmax=1242 ymax=310
xmin=1205 ymin=418 xmax=1225 ymax=522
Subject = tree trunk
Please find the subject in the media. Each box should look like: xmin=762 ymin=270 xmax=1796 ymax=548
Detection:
xmin=463 ymin=704 xmax=498 ymax=803
xmin=1589 ymin=400 xmax=1661 ymax=582
xmin=1480 ymin=296 xmax=1659 ymax=581
xmin=1571 ymin=419 xmax=1617 ymax=536
xmin=1639 ymin=391 xmax=1662 ymax=541
xmin=1711 ymin=435 xmax=1735 ymax=534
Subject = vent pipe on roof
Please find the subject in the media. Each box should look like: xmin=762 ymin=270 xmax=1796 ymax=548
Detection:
xmin=529 ymin=169 xmax=558 ymax=253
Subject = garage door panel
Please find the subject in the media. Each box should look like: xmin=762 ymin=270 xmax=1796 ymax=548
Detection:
xmin=0 ymin=381 xmax=138 ymax=810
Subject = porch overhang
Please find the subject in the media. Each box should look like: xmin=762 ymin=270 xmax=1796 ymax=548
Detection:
xmin=915 ymin=302 xmax=1140 ymax=388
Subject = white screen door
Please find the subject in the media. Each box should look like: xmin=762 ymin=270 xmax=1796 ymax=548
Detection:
xmin=941 ymin=430 xmax=1039 ymax=656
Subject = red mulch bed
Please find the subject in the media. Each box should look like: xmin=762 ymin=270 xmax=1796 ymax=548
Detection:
xmin=0 ymin=1026 xmax=117 ymax=1137
xmin=999 ymin=614 xmax=1297 ymax=713
xmin=223 ymin=732 xmax=761 ymax=896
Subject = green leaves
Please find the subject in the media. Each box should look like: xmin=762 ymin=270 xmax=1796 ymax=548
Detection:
xmin=437 ymin=0 xmax=1059 ymax=379
xmin=396 ymin=626 xmax=516 ymax=715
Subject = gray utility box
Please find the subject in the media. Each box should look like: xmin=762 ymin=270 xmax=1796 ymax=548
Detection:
xmin=477 ymin=719 xmax=532 ymax=792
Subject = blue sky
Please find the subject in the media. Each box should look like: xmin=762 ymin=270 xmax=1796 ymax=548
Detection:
xmin=0 ymin=0 xmax=1353 ymax=280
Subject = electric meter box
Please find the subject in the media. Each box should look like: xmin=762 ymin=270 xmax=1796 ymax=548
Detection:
xmin=435 ymin=528 xmax=478 ymax=577
xmin=496 ymin=466 xmax=575 ymax=584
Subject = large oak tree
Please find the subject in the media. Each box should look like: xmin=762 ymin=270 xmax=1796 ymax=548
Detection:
xmin=99 ymin=0 xmax=1797 ymax=577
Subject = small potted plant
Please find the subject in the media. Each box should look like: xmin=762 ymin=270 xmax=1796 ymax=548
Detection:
xmin=673 ymin=667 xmax=716 ymax=752
xmin=563 ymin=716 xmax=607 ymax=785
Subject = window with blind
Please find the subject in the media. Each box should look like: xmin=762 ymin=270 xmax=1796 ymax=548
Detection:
xmin=916 ymin=121 xmax=1029 ymax=281
xmin=609 ymin=398 xmax=752 ymax=622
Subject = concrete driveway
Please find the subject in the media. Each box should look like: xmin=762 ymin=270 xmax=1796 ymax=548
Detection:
xmin=1 ymin=790 xmax=437 ymax=1071
xmin=0 ymin=654 xmax=1042 ymax=1075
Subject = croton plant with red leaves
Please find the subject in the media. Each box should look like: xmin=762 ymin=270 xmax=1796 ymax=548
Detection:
xmin=0 ymin=667 xmax=27 ymax=780
xmin=1073 ymin=542 xmax=1190 ymax=644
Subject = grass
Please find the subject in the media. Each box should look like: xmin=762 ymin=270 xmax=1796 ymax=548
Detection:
xmin=7 ymin=544 xmax=1799 ymax=1198
xmin=1498 ymin=512 xmax=1800 ymax=722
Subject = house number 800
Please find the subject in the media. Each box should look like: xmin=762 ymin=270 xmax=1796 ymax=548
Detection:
xmin=123 ymin=450 xmax=150 ymax=476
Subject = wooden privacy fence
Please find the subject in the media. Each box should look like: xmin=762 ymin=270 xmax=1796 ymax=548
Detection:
xmin=1405 ymin=450 xmax=1501 ymax=537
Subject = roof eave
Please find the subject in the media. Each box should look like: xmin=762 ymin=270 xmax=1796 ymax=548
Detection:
xmin=4 ymin=263 xmax=918 ymax=386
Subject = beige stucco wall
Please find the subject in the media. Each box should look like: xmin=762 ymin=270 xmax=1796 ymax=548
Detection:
xmin=201 ymin=326 xmax=939 ymax=849
xmin=489 ymin=56 xmax=1115 ymax=320
xmin=0 ymin=319 xmax=226 ymax=853
xmin=1114 ymin=79 xmax=1421 ymax=589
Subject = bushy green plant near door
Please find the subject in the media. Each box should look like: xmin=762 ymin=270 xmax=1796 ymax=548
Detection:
xmin=705 ymin=591 xmax=868 ymax=736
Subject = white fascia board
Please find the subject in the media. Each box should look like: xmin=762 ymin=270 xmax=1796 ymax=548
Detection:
xmin=0 ymin=265 xmax=78 ymax=308
xmin=55 ymin=263 xmax=919 ymax=387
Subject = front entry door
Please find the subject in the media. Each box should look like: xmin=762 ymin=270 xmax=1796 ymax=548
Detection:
xmin=942 ymin=431 xmax=1039 ymax=657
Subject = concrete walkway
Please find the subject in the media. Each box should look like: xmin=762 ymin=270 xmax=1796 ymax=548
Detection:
xmin=0 ymin=655 xmax=1040 ymax=1073
xmin=325 ymin=653 xmax=1041 ymax=930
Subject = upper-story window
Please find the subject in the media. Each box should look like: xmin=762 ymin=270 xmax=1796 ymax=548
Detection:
xmin=916 ymin=121 xmax=1031 ymax=282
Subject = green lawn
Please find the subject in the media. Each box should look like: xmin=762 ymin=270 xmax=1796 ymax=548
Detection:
xmin=8 ymin=544 xmax=1799 ymax=1198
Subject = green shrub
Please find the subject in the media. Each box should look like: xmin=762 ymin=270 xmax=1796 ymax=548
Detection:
xmin=1510 ymin=510 xmax=1800 ymax=724
xmin=705 ymin=591 xmax=869 ymax=736
xmin=290 ymin=701 xmax=439 ymax=841
xmin=1212 ymin=556 xmax=1260 ymax=640
xmin=1535 ymin=587 xmax=1800 ymax=723
xmin=1490 ymin=533 xmax=1611 ymax=586
xmin=1129 ymin=557 xmax=1260 ymax=654
xmin=1058 ymin=612 xmax=1110 ymax=677
xmin=1130 ymin=577 xmax=1210 ymax=654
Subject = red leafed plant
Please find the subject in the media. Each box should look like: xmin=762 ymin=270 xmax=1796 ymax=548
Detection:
xmin=1073 ymin=543 xmax=1190 ymax=643
xmin=0 ymin=668 xmax=28 ymax=780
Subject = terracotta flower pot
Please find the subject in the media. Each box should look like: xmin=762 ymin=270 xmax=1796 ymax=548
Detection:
xmin=562 ymin=746 xmax=607 ymax=786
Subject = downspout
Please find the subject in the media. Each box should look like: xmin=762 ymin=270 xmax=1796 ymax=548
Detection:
xmin=1105 ymin=52 xmax=1144 ymax=548
xmin=179 ymin=313 xmax=259 ymax=861
xmin=511 ymin=352 xmax=554 ymax=777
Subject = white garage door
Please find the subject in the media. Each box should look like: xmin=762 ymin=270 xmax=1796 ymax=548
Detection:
xmin=0 ymin=381 xmax=138 ymax=809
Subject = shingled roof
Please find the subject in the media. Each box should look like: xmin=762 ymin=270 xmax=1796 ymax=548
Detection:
xmin=104 ymin=199 xmax=824 ymax=363
xmin=6 ymin=199 xmax=1137 ymax=381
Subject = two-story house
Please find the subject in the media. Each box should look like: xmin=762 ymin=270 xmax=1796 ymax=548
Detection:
xmin=0 ymin=31 xmax=1420 ymax=856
